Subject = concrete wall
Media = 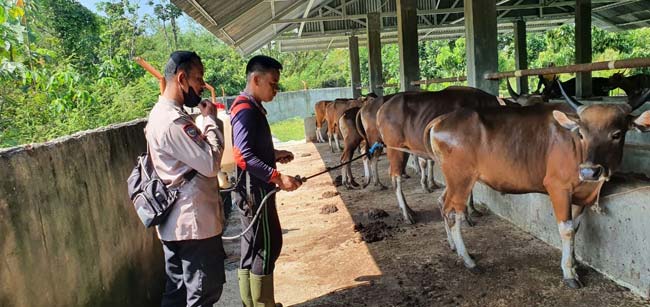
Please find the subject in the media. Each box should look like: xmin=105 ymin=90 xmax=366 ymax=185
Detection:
xmin=0 ymin=120 xmax=164 ymax=307
xmin=224 ymin=87 xmax=353 ymax=124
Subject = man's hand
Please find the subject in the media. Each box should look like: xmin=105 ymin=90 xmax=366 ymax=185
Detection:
xmin=271 ymin=174 xmax=302 ymax=191
xmin=275 ymin=150 xmax=294 ymax=164
xmin=198 ymin=99 xmax=216 ymax=118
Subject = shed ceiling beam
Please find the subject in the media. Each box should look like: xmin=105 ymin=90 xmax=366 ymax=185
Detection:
xmin=277 ymin=20 xmax=568 ymax=44
xmin=273 ymin=0 xmax=615 ymax=24
xmin=323 ymin=4 xmax=366 ymax=26
xmin=235 ymin=0 xmax=307 ymax=47
xmin=439 ymin=0 xmax=460 ymax=24
xmin=593 ymin=0 xmax=641 ymax=12
xmin=298 ymin=0 xmax=317 ymax=37
xmin=619 ymin=17 xmax=650 ymax=27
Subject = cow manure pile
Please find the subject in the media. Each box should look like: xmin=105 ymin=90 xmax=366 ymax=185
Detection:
xmin=353 ymin=221 xmax=393 ymax=243
xmin=319 ymin=204 xmax=338 ymax=214
xmin=321 ymin=191 xmax=340 ymax=198
xmin=366 ymin=208 xmax=389 ymax=220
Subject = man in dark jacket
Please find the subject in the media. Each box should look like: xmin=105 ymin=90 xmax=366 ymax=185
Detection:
xmin=231 ymin=55 xmax=302 ymax=307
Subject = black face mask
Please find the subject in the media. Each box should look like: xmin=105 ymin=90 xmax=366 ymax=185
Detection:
xmin=182 ymin=85 xmax=202 ymax=108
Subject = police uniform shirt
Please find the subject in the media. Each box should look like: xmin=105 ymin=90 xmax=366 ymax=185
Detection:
xmin=145 ymin=96 xmax=225 ymax=241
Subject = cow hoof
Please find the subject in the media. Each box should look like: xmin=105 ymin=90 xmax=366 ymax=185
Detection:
xmin=467 ymin=266 xmax=483 ymax=274
xmin=401 ymin=173 xmax=411 ymax=179
xmin=465 ymin=217 xmax=476 ymax=227
xmin=470 ymin=210 xmax=484 ymax=218
xmin=563 ymin=278 xmax=583 ymax=289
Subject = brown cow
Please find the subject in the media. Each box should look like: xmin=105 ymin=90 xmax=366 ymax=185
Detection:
xmin=376 ymin=87 xmax=505 ymax=224
xmin=325 ymin=98 xmax=364 ymax=152
xmin=338 ymin=106 xmax=368 ymax=189
xmin=314 ymin=100 xmax=332 ymax=143
xmin=356 ymin=93 xmax=398 ymax=189
xmin=427 ymin=83 xmax=650 ymax=288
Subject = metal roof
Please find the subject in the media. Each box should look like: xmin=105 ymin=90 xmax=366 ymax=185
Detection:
xmin=171 ymin=0 xmax=650 ymax=55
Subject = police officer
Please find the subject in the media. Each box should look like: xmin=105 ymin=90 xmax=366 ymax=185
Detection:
xmin=145 ymin=51 xmax=226 ymax=307
xmin=231 ymin=55 xmax=302 ymax=307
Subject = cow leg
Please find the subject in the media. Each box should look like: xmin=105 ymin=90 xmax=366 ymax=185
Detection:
xmin=370 ymin=155 xmax=387 ymax=190
xmin=341 ymin=162 xmax=348 ymax=188
xmin=548 ymin=188 xmax=582 ymax=288
xmin=393 ymin=175 xmax=416 ymax=224
xmin=558 ymin=220 xmax=582 ymax=288
xmin=426 ymin=159 xmax=441 ymax=191
xmin=438 ymin=191 xmax=456 ymax=251
xmin=362 ymin=156 xmax=372 ymax=188
xmin=467 ymin=192 xmax=483 ymax=217
xmin=317 ymin=126 xmax=324 ymax=142
xmin=449 ymin=210 xmax=479 ymax=273
xmin=388 ymin=149 xmax=415 ymax=224
xmin=412 ymin=154 xmax=422 ymax=175
xmin=363 ymin=157 xmax=370 ymax=181
xmin=334 ymin=133 xmax=341 ymax=152
xmin=572 ymin=205 xmax=586 ymax=233
xmin=418 ymin=158 xmax=428 ymax=193
xmin=328 ymin=132 xmax=334 ymax=152
xmin=441 ymin=168 xmax=478 ymax=272
xmin=401 ymin=154 xmax=411 ymax=179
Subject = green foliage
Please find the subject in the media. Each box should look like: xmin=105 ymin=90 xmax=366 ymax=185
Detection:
xmin=2 ymin=0 xmax=650 ymax=149
xmin=269 ymin=117 xmax=304 ymax=142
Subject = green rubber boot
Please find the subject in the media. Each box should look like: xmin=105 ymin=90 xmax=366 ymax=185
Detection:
xmin=238 ymin=269 xmax=254 ymax=307
xmin=250 ymin=273 xmax=282 ymax=307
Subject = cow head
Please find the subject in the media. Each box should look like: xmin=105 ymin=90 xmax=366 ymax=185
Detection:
xmin=608 ymin=72 xmax=626 ymax=87
xmin=506 ymin=78 xmax=546 ymax=106
xmin=552 ymin=81 xmax=650 ymax=181
xmin=539 ymin=75 xmax=564 ymax=100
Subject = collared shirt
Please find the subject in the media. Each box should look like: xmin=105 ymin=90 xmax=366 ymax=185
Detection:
xmin=230 ymin=92 xmax=279 ymax=192
xmin=145 ymin=96 xmax=225 ymax=241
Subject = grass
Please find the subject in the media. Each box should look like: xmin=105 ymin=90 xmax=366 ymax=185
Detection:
xmin=270 ymin=117 xmax=305 ymax=142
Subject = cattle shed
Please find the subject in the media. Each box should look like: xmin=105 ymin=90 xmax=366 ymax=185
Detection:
xmin=172 ymin=0 xmax=650 ymax=97
xmin=170 ymin=0 xmax=650 ymax=300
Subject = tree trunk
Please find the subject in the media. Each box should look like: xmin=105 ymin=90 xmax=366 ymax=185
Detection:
xmin=161 ymin=20 xmax=171 ymax=51
xmin=170 ymin=17 xmax=178 ymax=50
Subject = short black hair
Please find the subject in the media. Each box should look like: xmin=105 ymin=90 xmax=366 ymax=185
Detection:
xmin=246 ymin=55 xmax=282 ymax=78
xmin=164 ymin=51 xmax=202 ymax=81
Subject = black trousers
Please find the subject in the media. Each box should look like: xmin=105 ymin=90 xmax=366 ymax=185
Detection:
xmin=233 ymin=187 xmax=283 ymax=275
xmin=161 ymin=236 xmax=226 ymax=307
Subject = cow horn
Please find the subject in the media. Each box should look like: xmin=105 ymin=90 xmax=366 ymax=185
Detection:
xmin=506 ymin=78 xmax=520 ymax=99
xmin=558 ymin=79 xmax=583 ymax=110
xmin=628 ymin=88 xmax=650 ymax=111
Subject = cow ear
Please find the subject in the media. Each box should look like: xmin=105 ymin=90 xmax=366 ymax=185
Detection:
xmin=631 ymin=110 xmax=650 ymax=132
xmin=553 ymin=110 xmax=580 ymax=131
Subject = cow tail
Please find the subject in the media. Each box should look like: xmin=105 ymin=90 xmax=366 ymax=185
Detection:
xmin=356 ymin=109 xmax=369 ymax=149
xmin=423 ymin=117 xmax=442 ymax=162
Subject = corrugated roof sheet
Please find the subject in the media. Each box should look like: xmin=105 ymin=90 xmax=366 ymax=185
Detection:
xmin=172 ymin=0 xmax=650 ymax=55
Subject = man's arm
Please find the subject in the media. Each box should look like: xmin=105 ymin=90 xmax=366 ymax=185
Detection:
xmin=162 ymin=114 xmax=221 ymax=178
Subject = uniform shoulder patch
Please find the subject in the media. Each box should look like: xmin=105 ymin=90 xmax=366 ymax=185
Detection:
xmin=183 ymin=124 xmax=204 ymax=144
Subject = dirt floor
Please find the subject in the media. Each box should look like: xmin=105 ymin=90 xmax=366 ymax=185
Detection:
xmin=225 ymin=141 xmax=650 ymax=307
